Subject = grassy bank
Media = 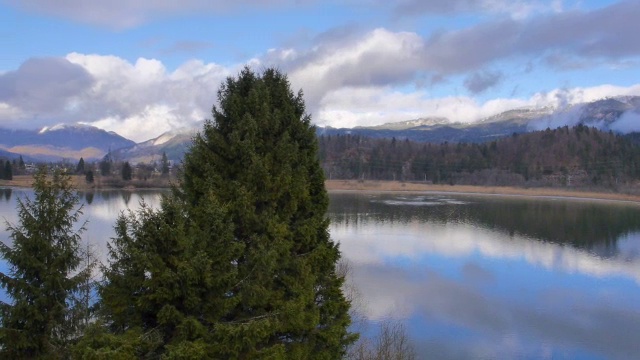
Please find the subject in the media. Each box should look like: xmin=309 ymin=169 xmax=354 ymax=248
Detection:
xmin=4 ymin=176 xmax=640 ymax=203
xmin=325 ymin=180 xmax=640 ymax=203
xmin=0 ymin=175 xmax=173 ymax=190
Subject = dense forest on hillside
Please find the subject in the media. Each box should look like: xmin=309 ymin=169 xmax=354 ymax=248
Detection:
xmin=319 ymin=125 xmax=640 ymax=188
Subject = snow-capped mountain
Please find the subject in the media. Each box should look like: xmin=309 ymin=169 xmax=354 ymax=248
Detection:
xmin=0 ymin=123 xmax=136 ymax=161
xmin=355 ymin=117 xmax=450 ymax=130
xmin=2 ymin=96 xmax=639 ymax=163
xmin=529 ymin=97 xmax=640 ymax=132
xmin=112 ymin=128 xmax=197 ymax=164
xmin=320 ymin=96 xmax=640 ymax=143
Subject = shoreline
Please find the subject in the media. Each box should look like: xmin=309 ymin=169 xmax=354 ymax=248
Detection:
xmin=324 ymin=180 xmax=640 ymax=204
xmin=3 ymin=176 xmax=640 ymax=204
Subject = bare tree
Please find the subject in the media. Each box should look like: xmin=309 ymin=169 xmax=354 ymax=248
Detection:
xmin=339 ymin=259 xmax=417 ymax=360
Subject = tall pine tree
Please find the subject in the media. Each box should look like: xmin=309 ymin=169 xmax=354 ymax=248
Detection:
xmin=89 ymin=67 xmax=355 ymax=358
xmin=185 ymin=67 xmax=355 ymax=357
xmin=0 ymin=166 xmax=90 ymax=358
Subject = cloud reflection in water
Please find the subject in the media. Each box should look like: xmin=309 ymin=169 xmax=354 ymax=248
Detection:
xmin=330 ymin=193 xmax=640 ymax=359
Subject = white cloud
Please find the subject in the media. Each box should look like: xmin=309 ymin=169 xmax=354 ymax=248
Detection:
xmin=1 ymin=40 xmax=640 ymax=142
xmin=333 ymin=215 xmax=640 ymax=286
xmin=63 ymin=53 xmax=232 ymax=142
xmin=285 ymin=28 xmax=425 ymax=107
xmin=313 ymin=84 xmax=640 ymax=129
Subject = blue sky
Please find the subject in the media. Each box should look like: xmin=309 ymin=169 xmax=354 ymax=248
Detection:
xmin=1 ymin=0 xmax=639 ymax=142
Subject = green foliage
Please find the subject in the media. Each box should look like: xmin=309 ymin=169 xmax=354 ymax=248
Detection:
xmin=89 ymin=193 xmax=240 ymax=358
xmin=0 ymin=166 xmax=91 ymax=358
xmin=182 ymin=67 xmax=355 ymax=357
xmin=88 ymin=67 xmax=355 ymax=358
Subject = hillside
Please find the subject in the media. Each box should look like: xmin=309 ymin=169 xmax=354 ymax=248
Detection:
xmin=0 ymin=124 xmax=135 ymax=161
xmin=111 ymin=128 xmax=195 ymax=163
xmin=1 ymin=96 xmax=638 ymax=165
xmin=319 ymin=125 xmax=640 ymax=189
xmin=319 ymin=96 xmax=640 ymax=143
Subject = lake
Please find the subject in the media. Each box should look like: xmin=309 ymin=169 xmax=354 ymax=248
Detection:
xmin=1 ymin=188 xmax=640 ymax=359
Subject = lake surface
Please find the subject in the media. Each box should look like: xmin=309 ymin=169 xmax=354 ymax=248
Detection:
xmin=1 ymin=188 xmax=640 ymax=359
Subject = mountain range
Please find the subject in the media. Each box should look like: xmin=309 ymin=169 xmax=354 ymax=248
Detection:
xmin=0 ymin=124 xmax=135 ymax=162
xmin=1 ymin=96 xmax=639 ymax=163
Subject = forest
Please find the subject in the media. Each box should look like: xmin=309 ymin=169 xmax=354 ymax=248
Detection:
xmin=319 ymin=125 xmax=640 ymax=189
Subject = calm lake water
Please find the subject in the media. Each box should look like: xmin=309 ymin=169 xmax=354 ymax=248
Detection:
xmin=1 ymin=188 xmax=640 ymax=359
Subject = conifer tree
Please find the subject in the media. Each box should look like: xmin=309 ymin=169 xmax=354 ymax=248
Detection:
xmin=90 ymin=67 xmax=355 ymax=358
xmin=0 ymin=166 xmax=90 ymax=358
xmin=3 ymin=160 xmax=12 ymax=180
xmin=99 ymin=151 xmax=112 ymax=177
xmin=85 ymin=170 xmax=94 ymax=184
xmin=76 ymin=157 xmax=85 ymax=174
xmin=161 ymin=151 xmax=170 ymax=175
xmin=121 ymin=161 xmax=132 ymax=181
xmin=182 ymin=67 xmax=355 ymax=357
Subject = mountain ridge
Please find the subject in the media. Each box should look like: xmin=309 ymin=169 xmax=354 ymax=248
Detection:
xmin=2 ymin=96 xmax=639 ymax=163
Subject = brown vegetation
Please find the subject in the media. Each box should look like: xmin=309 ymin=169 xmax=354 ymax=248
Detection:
xmin=326 ymin=180 xmax=640 ymax=203
xmin=0 ymin=175 xmax=174 ymax=190
xmin=320 ymin=125 xmax=640 ymax=189
xmin=4 ymin=175 xmax=640 ymax=203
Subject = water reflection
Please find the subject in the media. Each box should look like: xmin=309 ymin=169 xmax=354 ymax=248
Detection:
xmin=329 ymin=193 xmax=640 ymax=360
xmin=0 ymin=188 xmax=164 ymax=264
xmin=2 ymin=188 xmax=11 ymax=202
xmin=330 ymin=193 xmax=640 ymax=257
xmin=1 ymin=189 xmax=639 ymax=359
xmin=85 ymin=192 xmax=94 ymax=205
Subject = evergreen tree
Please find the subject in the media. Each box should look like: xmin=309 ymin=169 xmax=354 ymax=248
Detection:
xmin=99 ymin=151 xmax=112 ymax=176
xmin=121 ymin=162 xmax=132 ymax=181
xmin=3 ymin=160 xmax=12 ymax=180
xmin=85 ymin=170 xmax=94 ymax=184
xmin=0 ymin=166 xmax=90 ymax=358
xmin=89 ymin=67 xmax=355 ymax=358
xmin=18 ymin=155 xmax=25 ymax=170
xmin=182 ymin=67 xmax=355 ymax=357
xmin=76 ymin=157 xmax=85 ymax=174
xmin=161 ymin=151 xmax=170 ymax=175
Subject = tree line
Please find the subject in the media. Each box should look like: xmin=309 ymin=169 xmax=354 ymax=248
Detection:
xmin=319 ymin=124 xmax=640 ymax=188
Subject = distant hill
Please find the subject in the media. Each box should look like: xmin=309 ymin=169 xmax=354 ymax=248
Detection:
xmin=3 ymin=96 xmax=639 ymax=163
xmin=0 ymin=124 xmax=136 ymax=161
xmin=319 ymin=96 xmax=640 ymax=143
xmin=112 ymin=128 xmax=196 ymax=164
xmin=319 ymin=124 xmax=640 ymax=188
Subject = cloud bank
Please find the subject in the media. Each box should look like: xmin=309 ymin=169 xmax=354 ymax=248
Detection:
xmin=1 ymin=1 xmax=640 ymax=141
xmin=1 ymin=51 xmax=639 ymax=142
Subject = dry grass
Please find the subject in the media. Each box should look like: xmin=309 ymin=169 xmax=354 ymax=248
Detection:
xmin=4 ymin=176 xmax=640 ymax=203
xmin=0 ymin=175 xmax=171 ymax=190
xmin=325 ymin=180 xmax=640 ymax=203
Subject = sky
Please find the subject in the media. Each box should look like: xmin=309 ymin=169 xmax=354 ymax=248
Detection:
xmin=1 ymin=0 xmax=640 ymax=142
